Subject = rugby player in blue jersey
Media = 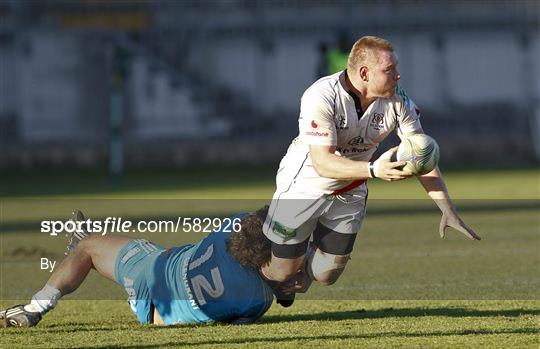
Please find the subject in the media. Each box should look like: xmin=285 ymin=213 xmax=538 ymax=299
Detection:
xmin=1 ymin=207 xmax=288 ymax=327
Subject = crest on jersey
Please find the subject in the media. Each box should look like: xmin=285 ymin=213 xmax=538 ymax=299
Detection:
xmin=311 ymin=120 xmax=318 ymax=128
xmin=369 ymin=112 xmax=384 ymax=131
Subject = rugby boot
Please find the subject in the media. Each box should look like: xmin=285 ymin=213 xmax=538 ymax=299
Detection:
xmin=0 ymin=305 xmax=42 ymax=328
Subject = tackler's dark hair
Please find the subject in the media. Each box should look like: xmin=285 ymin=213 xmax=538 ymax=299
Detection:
xmin=227 ymin=206 xmax=271 ymax=269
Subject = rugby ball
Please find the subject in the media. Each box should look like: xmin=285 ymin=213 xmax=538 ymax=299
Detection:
xmin=397 ymin=134 xmax=440 ymax=175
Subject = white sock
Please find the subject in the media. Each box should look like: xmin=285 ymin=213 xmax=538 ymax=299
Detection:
xmin=24 ymin=284 xmax=62 ymax=314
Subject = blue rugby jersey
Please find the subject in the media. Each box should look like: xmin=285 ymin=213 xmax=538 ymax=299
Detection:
xmin=150 ymin=214 xmax=274 ymax=324
xmin=185 ymin=214 xmax=274 ymax=323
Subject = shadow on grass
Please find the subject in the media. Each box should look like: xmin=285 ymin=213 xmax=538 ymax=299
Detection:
xmin=15 ymin=307 xmax=539 ymax=332
xmin=3 ymin=308 xmax=538 ymax=348
xmin=64 ymin=328 xmax=539 ymax=349
xmin=260 ymin=307 xmax=540 ymax=323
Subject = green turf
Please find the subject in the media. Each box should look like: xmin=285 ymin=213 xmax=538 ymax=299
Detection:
xmin=1 ymin=167 xmax=539 ymax=348
xmin=1 ymin=300 xmax=538 ymax=348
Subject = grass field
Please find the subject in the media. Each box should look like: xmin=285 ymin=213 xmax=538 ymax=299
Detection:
xmin=1 ymin=167 xmax=539 ymax=348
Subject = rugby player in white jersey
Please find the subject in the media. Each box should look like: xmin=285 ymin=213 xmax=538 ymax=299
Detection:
xmin=261 ymin=36 xmax=481 ymax=294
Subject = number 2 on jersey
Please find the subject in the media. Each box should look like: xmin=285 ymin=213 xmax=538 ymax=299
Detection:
xmin=190 ymin=267 xmax=224 ymax=306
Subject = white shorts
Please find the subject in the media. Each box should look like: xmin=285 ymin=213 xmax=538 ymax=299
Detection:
xmin=263 ymin=184 xmax=368 ymax=245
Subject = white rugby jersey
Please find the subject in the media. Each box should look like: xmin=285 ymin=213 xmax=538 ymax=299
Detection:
xmin=276 ymin=71 xmax=422 ymax=195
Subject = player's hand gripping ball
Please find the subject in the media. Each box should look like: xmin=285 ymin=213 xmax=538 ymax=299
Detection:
xmin=397 ymin=134 xmax=440 ymax=175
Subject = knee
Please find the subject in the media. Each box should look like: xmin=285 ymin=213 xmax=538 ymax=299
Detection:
xmin=76 ymin=235 xmax=101 ymax=254
xmin=309 ymin=252 xmax=350 ymax=286
xmin=313 ymin=269 xmax=342 ymax=286
xmin=262 ymin=256 xmax=304 ymax=282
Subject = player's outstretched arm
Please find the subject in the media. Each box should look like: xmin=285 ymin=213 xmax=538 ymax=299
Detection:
xmin=417 ymin=167 xmax=481 ymax=240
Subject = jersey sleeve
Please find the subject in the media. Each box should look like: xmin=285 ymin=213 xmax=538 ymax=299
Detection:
xmin=298 ymin=87 xmax=337 ymax=146
xmin=229 ymin=279 xmax=273 ymax=324
xmin=394 ymin=86 xmax=422 ymax=137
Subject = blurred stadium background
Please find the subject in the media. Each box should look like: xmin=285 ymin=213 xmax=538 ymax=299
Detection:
xmin=0 ymin=0 xmax=539 ymax=173
xmin=1 ymin=3 xmax=539 ymax=347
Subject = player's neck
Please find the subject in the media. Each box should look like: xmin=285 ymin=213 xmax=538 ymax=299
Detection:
xmin=345 ymin=72 xmax=377 ymax=112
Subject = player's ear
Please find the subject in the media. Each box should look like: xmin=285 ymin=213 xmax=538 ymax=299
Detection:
xmin=359 ymin=66 xmax=369 ymax=82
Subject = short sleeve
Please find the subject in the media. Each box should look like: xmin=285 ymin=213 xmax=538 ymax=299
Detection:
xmin=229 ymin=281 xmax=273 ymax=324
xmin=395 ymin=86 xmax=422 ymax=137
xmin=298 ymin=87 xmax=337 ymax=146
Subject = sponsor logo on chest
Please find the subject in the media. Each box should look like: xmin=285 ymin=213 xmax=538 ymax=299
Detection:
xmin=348 ymin=135 xmax=364 ymax=146
xmin=336 ymin=135 xmax=371 ymax=154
